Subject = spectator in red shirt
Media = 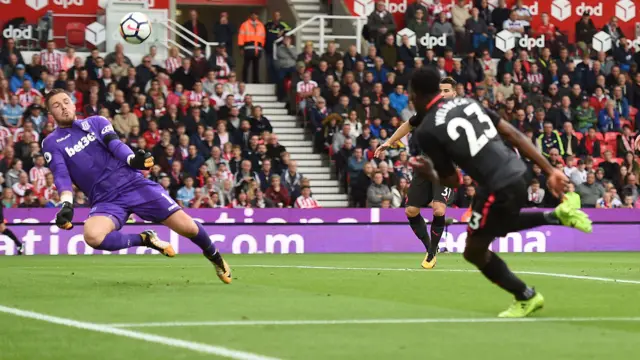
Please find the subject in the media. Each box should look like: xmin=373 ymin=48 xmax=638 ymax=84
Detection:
xmin=143 ymin=119 xmax=161 ymax=150
xmin=264 ymin=174 xmax=290 ymax=208
xmin=589 ymin=86 xmax=608 ymax=115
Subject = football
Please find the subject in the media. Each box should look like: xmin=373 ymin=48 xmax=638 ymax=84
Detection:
xmin=119 ymin=12 xmax=152 ymax=44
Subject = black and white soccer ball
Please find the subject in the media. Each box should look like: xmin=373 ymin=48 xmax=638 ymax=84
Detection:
xmin=119 ymin=12 xmax=152 ymax=45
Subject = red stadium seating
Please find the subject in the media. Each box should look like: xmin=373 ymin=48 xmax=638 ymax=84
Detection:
xmin=595 ymin=132 xmax=604 ymax=141
xmin=630 ymin=106 xmax=638 ymax=119
xmin=621 ymin=119 xmax=633 ymax=130
xmin=573 ymin=132 xmax=583 ymax=143
xmin=65 ymin=23 xmax=86 ymax=49
xmin=600 ymin=143 xmax=615 ymax=157
xmin=614 ymin=157 xmax=624 ymax=165
xmin=592 ymin=157 xmax=604 ymax=167
xmin=604 ymin=132 xmax=619 ymax=145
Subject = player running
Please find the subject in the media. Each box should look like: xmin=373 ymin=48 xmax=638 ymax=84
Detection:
xmin=0 ymin=206 xmax=23 ymax=255
xmin=408 ymin=68 xmax=591 ymax=318
xmin=374 ymin=77 xmax=458 ymax=269
xmin=42 ymin=89 xmax=231 ymax=284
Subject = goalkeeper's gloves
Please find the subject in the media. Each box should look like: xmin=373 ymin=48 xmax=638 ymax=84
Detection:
xmin=128 ymin=149 xmax=155 ymax=170
xmin=55 ymin=201 xmax=74 ymax=230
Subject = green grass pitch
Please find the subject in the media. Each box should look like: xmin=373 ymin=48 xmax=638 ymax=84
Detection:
xmin=1 ymin=253 xmax=639 ymax=359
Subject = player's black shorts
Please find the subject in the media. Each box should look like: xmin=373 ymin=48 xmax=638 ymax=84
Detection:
xmin=467 ymin=178 xmax=527 ymax=238
xmin=406 ymin=176 xmax=454 ymax=208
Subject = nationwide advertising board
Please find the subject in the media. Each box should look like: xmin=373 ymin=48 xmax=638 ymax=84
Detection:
xmin=1 ymin=208 xmax=638 ymax=255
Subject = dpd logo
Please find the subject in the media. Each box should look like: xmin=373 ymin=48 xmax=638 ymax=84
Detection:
xmin=420 ymin=33 xmax=446 ymax=49
xmin=2 ymin=25 xmax=32 ymax=40
xmin=353 ymin=0 xmax=375 ymax=17
xmin=576 ymin=2 xmax=603 ymax=17
xmin=384 ymin=0 xmax=406 ymax=13
xmin=25 ymin=0 xmax=47 ymax=11
xmin=495 ymin=31 xmax=544 ymax=52
xmin=518 ymin=35 xmax=545 ymax=51
xmin=592 ymin=31 xmax=613 ymax=53
xmin=551 ymin=0 xmax=571 ymax=21
xmin=615 ymin=0 xmax=636 ymax=22
xmin=53 ymin=0 xmax=84 ymax=9
xmin=521 ymin=2 xmax=539 ymax=16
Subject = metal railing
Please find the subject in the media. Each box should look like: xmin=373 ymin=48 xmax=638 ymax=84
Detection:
xmin=152 ymin=18 xmax=218 ymax=59
xmin=273 ymin=15 xmax=366 ymax=59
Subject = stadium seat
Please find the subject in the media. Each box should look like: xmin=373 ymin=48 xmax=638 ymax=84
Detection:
xmin=621 ymin=119 xmax=633 ymax=130
xmin=65 ymin=23 xmax=86 ymax=49
xmin=592 ymin=157 xmax=604 ymax=167
xmin=614 ymin=157 xmax=624 ymax=165
xmin=600 ymin=143 xmax=616 ymax=157
xmin=630 ymin=106 xmax=638 ymax=119
xmin=604 ymin=132 xmax=619 ymax=145
xmin=573 ymin=132 xmax=583 ymax=142
xmin=595 ymin=132 xmax=604 ymax=141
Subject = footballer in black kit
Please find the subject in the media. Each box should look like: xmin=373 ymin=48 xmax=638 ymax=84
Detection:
xmin=376 ymin=77 xmax=457 ymax=270
xmin=408 ymin=67 xmax=592 ymax=318
xmin=0 ymin=206 xmax=23 ymax=255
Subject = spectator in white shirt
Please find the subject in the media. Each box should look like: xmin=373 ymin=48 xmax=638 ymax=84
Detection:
xmin=570 ymin=159 xmax=588 ymax=185
xmin=511 ymin=0 xmax=532 ymax=27
xmin=503 ymin=10 xmax=526 ymax=38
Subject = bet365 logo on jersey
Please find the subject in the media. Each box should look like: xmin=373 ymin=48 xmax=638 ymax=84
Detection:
xmin=65 ymin=133 xmax=97 ymax=157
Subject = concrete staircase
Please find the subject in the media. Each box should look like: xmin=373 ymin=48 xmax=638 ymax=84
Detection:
xmin=290 ymin=0 xmax=336 ymax=51
xmin=246 ymin=84 xmax=348 ymax=207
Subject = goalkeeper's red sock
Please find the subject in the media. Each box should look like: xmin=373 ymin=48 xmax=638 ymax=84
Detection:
xmin=96 ymin=231 xmax=143 ymax=250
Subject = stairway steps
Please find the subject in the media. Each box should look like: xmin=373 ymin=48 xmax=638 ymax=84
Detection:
xmin=252 ymin=95 xmax=278 ymax=102
xmin=290 ymin=153 xmax=323 ymax=160
xmin=262 ymin=108 xmax=289 ymax=115
xmin=319 ymin=200 xmax=350 ymax=207
xmin=298 ymin=166 xmax=330 ymax=174
xmin=302 ymin=173 xmax=333 ymax=180
xmin=269 ymin=121 xmax=298 ymax=128
xmin=255 ymin=101 xmax=286 ymax=109
xmin=315 ymin=193 xmax=349 ymax=201
xmin=268 ymin=114 xmax=297 ymax=121
xmin=245 ymin=83 xmax=276 ymax=95
xmin=295 ymin=159 xmax=324 ymax=167
xmin=272 ymin=127 xmax=305 ymax=134
xmin=302 ymin=27 xmax=332 ymax=34
xmin=293 ymin=4 xmax=321 ymax=11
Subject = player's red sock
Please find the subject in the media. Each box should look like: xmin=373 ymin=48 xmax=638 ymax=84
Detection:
xmin=96 ymin=231 xmax=143 ymax=251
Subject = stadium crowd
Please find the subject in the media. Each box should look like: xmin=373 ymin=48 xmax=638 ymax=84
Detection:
xmin=0 ymin=9 xmax=320 ymax=210
xmin=3 ymin=1 xmax=640 ymax=210
xmin=273 ymin=0 xmax=640 ymax=209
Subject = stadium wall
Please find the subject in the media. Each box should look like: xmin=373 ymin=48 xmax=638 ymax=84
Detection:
xmin=1 ymin=209 xmax=639 ymax=255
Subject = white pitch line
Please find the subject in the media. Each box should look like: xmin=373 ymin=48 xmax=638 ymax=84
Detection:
xmin=107 ymin=317 xmax=640 ymax=328
xmin=0 ymin=305 xmax=280 ymax=360
xmin=234 ymin=265 xmax=640 ymax=284
xmin=6 ymin=263 xmax=640 ymax=285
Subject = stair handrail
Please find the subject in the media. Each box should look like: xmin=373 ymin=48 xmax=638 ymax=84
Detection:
xmin=154 ymin=18 xmax=218 ymax=59
xmin=272 ymin=15 xmax=366 ymax=59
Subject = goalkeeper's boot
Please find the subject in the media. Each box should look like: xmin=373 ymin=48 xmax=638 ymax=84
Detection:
xmin=421 ymin=252 xmax=437 ymax=269
xmin=498 ymin=292 xmax=544 ymax=318
xmin=141 ymin=230 xmax=175 ymax=257
xmin=205 ymin=250 xmax=232 ymax=284
xmin=553 ymin=201 xmax=593 ymax=233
